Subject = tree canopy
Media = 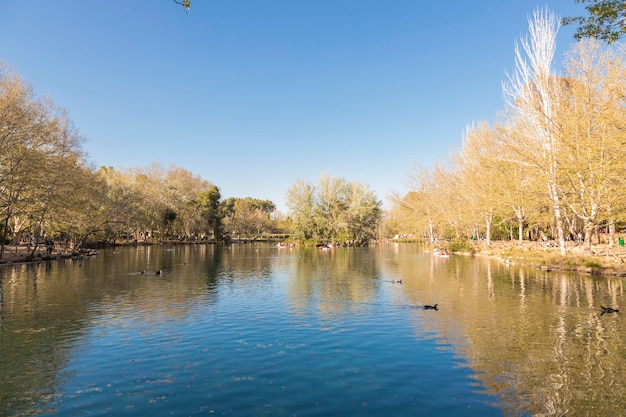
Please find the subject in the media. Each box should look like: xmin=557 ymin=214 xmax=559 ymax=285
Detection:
xmin=286 ymin=173 xmax=382 ymax=244
xmin=389 ymin=10 xmax=626 ymax=254
xmin=173 ymin=0 xmax=191 ymax=13
xmin=562 ymin=0 xmax=626 ymax=43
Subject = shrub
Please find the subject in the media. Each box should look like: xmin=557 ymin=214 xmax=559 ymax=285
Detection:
xmin=448 ymin=239 xmax=474 ymax=253
xmin=583 ymin=260 xmax=603 ymax=269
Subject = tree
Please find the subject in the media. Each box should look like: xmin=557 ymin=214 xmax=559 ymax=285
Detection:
xmin=494 ymin=119 xmax=545 ymax=244
xmin=503 ymin=7 xmax=568 ymax=255
xmin=286 ymin=180 xmax=317 ymax=240
xmin=0 ymin=63 xmax=86 ymax=257
xmin=562 ymin=0 xmax=626 ymax=43
xmin=342 ymin=182 xmax=381 ymax=242
xmin=431 ymin=161 xmax=468 ymax=240
xmin=61 ymin=166 xmax=138 ymax=248
xmin=173 ymin=0 xmax=191 ymax=13
xmin=459 ymin=122 xmax=515 ymax=246
xmin=286 ymin=175 xmax=381 ymax=244
xmin=314 ymin=173 xmax=348 ymax=239
xmin=198 ymin=185 xmax=227 ymax=243
xmin=162 ymin=166 xmax=211 ymax=237
xmin=221 ymin=197 xmax=276 ymax=240
xmin=0 ymin=63 xmax=44 ymax=257
xmin=390 ymin=167 xmax=442 ymax=243
xmin=25 ymin=105 xmax=86 ymax=256
xmin=558 ymin=39 xmax=626 ymax=249
xmin=161 ymin=207 xmax=177 ymax=238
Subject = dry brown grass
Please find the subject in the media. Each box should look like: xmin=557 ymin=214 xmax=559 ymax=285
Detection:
xmin=474 ymin=240 xmax=626 ymax=276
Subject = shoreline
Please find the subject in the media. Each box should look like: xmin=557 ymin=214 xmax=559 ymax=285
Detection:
xmin=2 ymin=240 xmax=626 ymax=277
xmin=0 ymin=246 xmax=99 ymax=266
xmin=470 ymin=240 xmax=626 ymax=277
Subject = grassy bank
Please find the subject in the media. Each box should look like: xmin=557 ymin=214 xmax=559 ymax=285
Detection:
xmin=472 ymin=240 xmax=626 ymax=277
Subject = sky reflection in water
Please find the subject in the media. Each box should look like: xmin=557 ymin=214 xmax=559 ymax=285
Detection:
xmin=1 ymin=243 xmax=624 ymax=416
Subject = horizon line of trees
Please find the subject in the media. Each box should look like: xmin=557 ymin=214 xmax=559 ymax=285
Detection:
xmin=389 ymin=8 xmax=626 ymax=255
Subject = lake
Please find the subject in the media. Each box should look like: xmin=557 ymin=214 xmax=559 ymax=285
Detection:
xmin=1 ymin=243 xmax=625 ymax=416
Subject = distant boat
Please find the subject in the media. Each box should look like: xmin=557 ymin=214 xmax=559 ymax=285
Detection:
xmin=433 ymin=249 xmax=450 ymax=257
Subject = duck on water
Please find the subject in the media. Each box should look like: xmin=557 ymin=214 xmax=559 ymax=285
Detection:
xmin=600 ymin=305 xmax=620 ymax=315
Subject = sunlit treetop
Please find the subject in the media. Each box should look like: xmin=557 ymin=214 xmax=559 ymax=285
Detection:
xmin=562 ymin=0 xmax=626 ymax=43
xmin=173 ymin=0 xmax=191 ymax=14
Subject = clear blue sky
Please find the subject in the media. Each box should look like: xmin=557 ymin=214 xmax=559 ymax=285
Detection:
xmin=1 ymin=1 xmax=583 ymax=212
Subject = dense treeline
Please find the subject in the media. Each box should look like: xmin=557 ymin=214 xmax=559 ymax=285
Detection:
xmin=0 ymin=62 xmax=292 ymax=258
xmin=389 ymin=9 xmax=626 ymax=255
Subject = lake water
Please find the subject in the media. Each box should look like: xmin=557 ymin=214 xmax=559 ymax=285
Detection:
xmin=1 ymin=243 xmax=625 ymax=416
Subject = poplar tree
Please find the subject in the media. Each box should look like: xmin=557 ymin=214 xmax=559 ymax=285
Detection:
xmin=503 ymin=8 xmax=568 ymax=255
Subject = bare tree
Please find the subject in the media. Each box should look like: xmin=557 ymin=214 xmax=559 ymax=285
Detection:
xmin=502 ymin=7 xmax=568 ymax=255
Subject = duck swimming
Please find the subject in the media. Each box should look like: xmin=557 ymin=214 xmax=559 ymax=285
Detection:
xmin=423 ymin=304 xmax=438 ymax=310
xmin=600 ymin=305 xmax=620 ymax=315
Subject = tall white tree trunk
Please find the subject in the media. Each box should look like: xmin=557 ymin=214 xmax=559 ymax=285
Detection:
xmin=503 ymin=7 xmax=567 ymax=255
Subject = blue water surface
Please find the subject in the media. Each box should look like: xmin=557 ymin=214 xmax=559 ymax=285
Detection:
xmin=4 ymin=243 xmax=561 ymax=416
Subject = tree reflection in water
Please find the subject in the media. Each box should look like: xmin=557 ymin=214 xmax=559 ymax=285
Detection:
xmin=1 ymin=243 xmax=625 ymax=416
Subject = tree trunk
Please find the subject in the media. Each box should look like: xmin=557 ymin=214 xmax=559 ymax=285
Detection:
xmin=608 ymin=221 xmax=616 ymax=247
xmin=550 ymin=182 xmax=567 ymax=255
xmin=0 ymin=215 xmax=10 ymax=259
xmin=427 ymin=220 xmax=435 ymax=244
xmin=584 ymin=220 xmax=594 ymax=252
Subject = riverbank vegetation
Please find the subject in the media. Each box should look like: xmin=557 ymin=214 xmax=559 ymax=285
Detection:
xmin=388 ymin=9 xmax=626 ymax=262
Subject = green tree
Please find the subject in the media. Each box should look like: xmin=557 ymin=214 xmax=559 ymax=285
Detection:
xmin=221 ymin=197 xmax=276 ymax=240
xmin=173 ymin=0 xmax=191 ymax=13
xmin=314 ymin=173 xmax=348 ymax=239
xmin=286 ymin=175 xmax=381 ymax=244
xmin=286 ymin=180 xmax=317 ymax=240
xmin=342 ymin=182 xmax=381 ymax=242
xmin=161 ymin=207 xmax=177 ymax=238
xmin=563 ymin=0 xmax=626 ymax=43
xmin=198 ymin=185 xmax=227 ymax=243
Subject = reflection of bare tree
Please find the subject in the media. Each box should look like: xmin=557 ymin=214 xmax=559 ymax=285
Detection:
xmin=385 ymin=249 xmax=626 ymax=415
